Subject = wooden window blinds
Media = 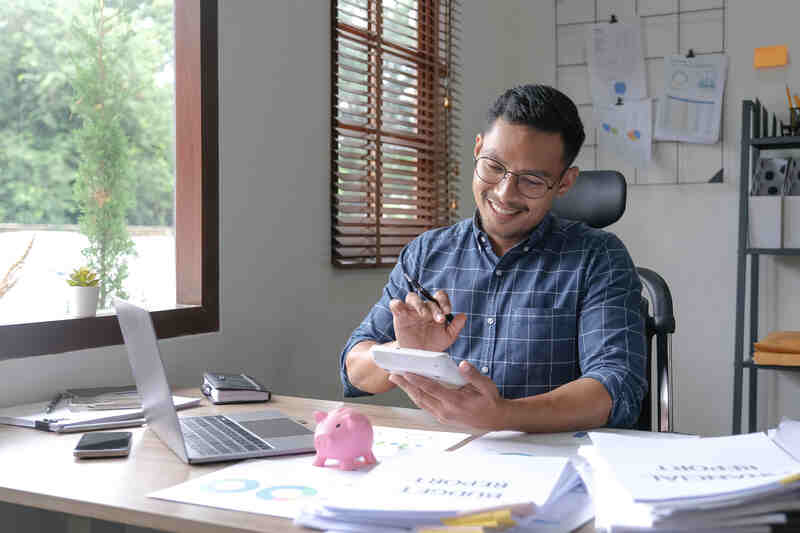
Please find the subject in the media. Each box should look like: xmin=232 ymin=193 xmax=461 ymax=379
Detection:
xmin=332 ymin=0 xmax=461 ymax=268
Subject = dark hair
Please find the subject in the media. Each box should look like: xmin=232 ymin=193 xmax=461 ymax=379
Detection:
xmin=486 ymin=84 xmax=585 ymax=168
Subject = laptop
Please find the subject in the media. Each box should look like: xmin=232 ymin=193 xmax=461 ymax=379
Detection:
xmin=113 ymin=298 xmax=315 ymax=464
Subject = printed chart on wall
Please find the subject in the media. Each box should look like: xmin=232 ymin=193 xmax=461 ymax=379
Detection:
xmin=595 ymin=99 xmax=652 ymax=166
xmin=655 ymin=55 xmax=728 ymax=144
xmin=148 ymin=426 xmax=470 ymax=519
xmin=586 ymin=20 xmax=647 ymax=106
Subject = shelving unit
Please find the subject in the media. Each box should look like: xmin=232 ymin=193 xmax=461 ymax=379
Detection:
xmin=732 ymin=100 xmax=800 ymax=435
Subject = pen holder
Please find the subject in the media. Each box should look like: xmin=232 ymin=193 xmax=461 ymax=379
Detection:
xmin=791 ymin=108 xmax=800 ymax=136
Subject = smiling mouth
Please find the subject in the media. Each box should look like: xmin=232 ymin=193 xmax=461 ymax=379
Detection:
xmin=487 ymin=198 xmax=523 ymax=217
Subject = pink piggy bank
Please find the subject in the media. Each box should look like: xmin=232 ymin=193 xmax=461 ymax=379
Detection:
xmin=312 ymin=407 xmax=377 ymax=470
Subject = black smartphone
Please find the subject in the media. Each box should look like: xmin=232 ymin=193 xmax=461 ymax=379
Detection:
xmin=73 ymin=431 xmax=132 ymax=459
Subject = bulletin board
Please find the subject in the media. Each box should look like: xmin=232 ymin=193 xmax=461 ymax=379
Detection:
xmin=555 ymin=0 xmax=726 ymax=185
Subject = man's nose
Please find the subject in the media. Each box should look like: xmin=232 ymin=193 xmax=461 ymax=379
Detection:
xmin=493 ymin=171 xmax=518 ymax=198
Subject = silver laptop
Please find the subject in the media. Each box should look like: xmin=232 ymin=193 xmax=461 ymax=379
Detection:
xmin=114 ymin=298 xmax=315 ymax=464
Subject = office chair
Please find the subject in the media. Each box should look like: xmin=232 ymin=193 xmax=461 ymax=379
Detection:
xmin=551 ymin=170 xmax=676 ymax=432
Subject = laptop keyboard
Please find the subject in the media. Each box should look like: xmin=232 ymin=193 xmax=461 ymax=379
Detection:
xmin=180 ymin=416 xmax=273 ymax=457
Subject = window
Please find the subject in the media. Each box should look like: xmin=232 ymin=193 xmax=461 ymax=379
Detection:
xmin=331 ymin=0 xmax=461 ymax=267
xmin=0 ymin=0 xmax=218 ymax=359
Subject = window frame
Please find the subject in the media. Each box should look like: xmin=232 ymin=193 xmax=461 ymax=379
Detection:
xmin=330 ymin=0 xmax=459 ymax=269
xmin=0 ymin=0 xmax=219 ymax=360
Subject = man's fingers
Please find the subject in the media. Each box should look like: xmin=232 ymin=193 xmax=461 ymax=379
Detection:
xmin=432 ymin=290 xmax=452 ymax=316
xmin=458 ymin=360 xmax=497 ymax=398
xmin=390 ymin=373 xmax=442 ymax=412
xmin=446 ymin=312 xmax=468 ymax=337
xmin=405 ymin=292 xmax=432 ymax=321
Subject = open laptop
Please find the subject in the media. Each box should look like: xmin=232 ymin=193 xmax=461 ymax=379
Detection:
xmin=114 ymin=298 xmax=315 ymax=464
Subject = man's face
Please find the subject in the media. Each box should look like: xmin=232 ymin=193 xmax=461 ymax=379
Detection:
xmin=472 ymin=118 xmax=578 ymax=256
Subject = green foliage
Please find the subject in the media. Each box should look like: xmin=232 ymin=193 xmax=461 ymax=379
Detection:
xmin=69 ymin=0 xmax=140 ymax=307
xmin=67 ymin=266 xmax=99 ymax=287
xmin=0 ymin=0 xmax=175 ymax=227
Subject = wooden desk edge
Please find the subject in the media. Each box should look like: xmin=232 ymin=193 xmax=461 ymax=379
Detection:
xmin=0 ymin=392 xmax=484 ymax=533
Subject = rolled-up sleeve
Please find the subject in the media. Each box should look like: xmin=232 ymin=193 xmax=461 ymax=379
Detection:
xmin=578 ymin=233 xmax=647 ymax=428
xmin=339 ymin=246 xmax=416 ymax=397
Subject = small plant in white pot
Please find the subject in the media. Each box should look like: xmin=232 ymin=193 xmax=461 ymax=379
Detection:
xmin=67 ymin=266 xmax=100 ymax=318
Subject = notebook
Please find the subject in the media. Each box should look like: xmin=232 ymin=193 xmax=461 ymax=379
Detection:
xmin=113 ymin=298 xmax=315 ymax=464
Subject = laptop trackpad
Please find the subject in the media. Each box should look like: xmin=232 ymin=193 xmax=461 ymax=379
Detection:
xmin=239 ymin=417 xmax=314 ymax=439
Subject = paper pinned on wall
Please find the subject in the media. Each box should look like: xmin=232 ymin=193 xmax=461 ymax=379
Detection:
xmin=595 ymin=99 xmax=653 ymax=166
xmin=585 ymin=19 xmax=647 ymax=106
xmin=654 ymin=54 xmax=728 ymax=144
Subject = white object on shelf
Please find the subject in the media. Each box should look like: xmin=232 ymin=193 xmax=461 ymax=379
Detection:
xmin=749 ymin=196 xmax=782 ymax=249
xmin=783 ymin=196 xmax=800 ymax=249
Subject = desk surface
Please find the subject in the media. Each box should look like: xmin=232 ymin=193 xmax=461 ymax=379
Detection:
xmin=0 ymin=392 xmax=466 ymax=532
xmin=0 ymin=391 xmax=594 ymax=533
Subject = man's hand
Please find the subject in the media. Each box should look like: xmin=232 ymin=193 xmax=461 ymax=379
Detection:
xmin=388 ymin=360 xmax=508 ymax=430
xmin=390 ymin=290 xmax=466 ymax=352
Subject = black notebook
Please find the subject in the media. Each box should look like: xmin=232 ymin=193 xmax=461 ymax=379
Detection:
xmin=201 ymin=372 xmax=271 ymax=404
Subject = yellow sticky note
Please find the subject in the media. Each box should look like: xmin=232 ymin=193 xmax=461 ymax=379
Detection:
xmin=442 ymin=509 xmax=516 ymax=527
xmin=754 ymin=45 xmax=789 ymax=68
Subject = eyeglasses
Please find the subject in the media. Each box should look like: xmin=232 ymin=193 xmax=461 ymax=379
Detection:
xmin=473 ymin=156 xmax=564 ymax=199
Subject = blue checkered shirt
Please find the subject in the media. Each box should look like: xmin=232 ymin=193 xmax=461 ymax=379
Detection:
xmin=340 ymin=212 xmax=647 ymax=428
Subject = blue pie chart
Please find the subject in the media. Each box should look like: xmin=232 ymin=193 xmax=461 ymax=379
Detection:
xmin=204 ymin=478 xmax=259 ymax=493
xmin=257 ymin=485 xmax=318 ymax=501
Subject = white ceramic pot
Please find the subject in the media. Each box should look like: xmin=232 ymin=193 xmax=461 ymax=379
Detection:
xmin=72 ymin=286 xmax=100 ymax=318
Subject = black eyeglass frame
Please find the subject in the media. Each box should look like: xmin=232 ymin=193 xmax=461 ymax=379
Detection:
xmin=473 ymin=155 xmax=568 ymax=199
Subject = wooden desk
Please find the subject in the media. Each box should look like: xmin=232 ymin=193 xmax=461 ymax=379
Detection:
xmin=0 ymin=392 xmax=483 ymax=533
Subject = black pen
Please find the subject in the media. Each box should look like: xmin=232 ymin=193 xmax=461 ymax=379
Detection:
xmin=402 ymin=272 xmax=454 ymax=324
xmin=44 ymin=392 xmax=64 ymax=414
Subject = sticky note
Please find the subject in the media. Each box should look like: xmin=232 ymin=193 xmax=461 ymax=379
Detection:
xmin=754 ymin=45 xmax=789 ymax=69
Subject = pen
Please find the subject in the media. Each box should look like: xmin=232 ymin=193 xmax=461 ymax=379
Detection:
xmin=786 ymin=85 xmax=793 ymax=110
xmin=44 ymin=392 xmax=64 ymax=414
xmin=402 ymin=272 xmax=454 ymax=324
xmin=794 ymin=93 xmax=800 ymax=109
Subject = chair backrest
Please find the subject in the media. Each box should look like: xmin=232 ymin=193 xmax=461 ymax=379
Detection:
xmin=551 ymin=170 xmax=675 ymax=432
xmin=551 ymin=170 xmax=626 ymax=228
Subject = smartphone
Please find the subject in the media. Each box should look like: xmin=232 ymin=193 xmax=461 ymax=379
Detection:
xmin=73 ymin=431 xmax=132 ymax=459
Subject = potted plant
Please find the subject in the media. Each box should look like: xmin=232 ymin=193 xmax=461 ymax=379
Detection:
xmin=67 ymin=266 xmax=100 ymax=318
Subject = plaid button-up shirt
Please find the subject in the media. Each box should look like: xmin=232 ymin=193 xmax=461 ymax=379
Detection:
xmin=340 ymin=211 xmax=647 ymax=428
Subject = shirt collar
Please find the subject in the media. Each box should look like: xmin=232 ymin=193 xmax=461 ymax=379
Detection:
xmin=472 ymin=209 xmax=553 ymax=253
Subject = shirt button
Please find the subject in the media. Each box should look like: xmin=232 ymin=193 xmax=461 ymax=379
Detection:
xmin=481 ymin=366 xmax=489 ymax=374
xmin=487 ymin=317 xmax=495 ymax=325
xmin=480 ymin=236 xmax=486 ymax=242
xmin=495 ymin=271 xmax=502 ymax=277
xmin=523 ymin=246 xmax=530 ymax=252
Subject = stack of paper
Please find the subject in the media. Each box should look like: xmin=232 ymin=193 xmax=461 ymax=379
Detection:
xmin=581 ymin=423 xmax=800 ymax=532
xmin=0 ymin=395 xmax=200 ymax=432
xmin=294 ymin=452 xmax=583 ymax=531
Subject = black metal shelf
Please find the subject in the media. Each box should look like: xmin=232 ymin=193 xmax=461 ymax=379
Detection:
xmin=742 ymin=359 xmax=800 ymax=371
xmin=746 ymin=248 xmax=800 ymax=255
xmin=732 ymin=100 xmax=800 ymax=435
xmin=749 ymin=136 xmax=800 ymax=149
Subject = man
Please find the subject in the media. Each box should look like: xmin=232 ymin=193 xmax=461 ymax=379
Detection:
xmin=340 ymin=84 xmax=647 ymax=432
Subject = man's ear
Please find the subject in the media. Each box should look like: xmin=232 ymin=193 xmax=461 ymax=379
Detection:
xmin=556 ymin=166 xmax=579 ymax=197
xmin=473 ymin=133 xmax=483 ymax=160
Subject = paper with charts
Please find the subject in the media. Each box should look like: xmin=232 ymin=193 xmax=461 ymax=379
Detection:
xmin=595 ymin=99 xmax=653 ymax=166
xmin=655 ymin=54 xmax=728 ymax=144
xmin=585 ymin=19 xmax=647 ymax=106
xmin=148 ymin=426 xmax=470 ymax=519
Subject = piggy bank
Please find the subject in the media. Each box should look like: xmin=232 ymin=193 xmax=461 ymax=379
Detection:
xmin=312 ymin=407 xmax=377 ymax=470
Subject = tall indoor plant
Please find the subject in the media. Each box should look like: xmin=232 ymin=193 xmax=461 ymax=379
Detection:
xmin=70 ymin=0 xmax=136 ymax=309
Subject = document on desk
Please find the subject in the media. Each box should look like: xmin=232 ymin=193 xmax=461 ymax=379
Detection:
xmin=148 ymin=426 xmax=470 ymax=520
xmin=0 ymin=395 xmax=200 ymax=432
xmin=589 ymin=432 xmax=800 ymax=506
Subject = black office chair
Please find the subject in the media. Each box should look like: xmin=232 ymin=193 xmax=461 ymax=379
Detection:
xmin=551 ymin=170 xmax=676 ymax=432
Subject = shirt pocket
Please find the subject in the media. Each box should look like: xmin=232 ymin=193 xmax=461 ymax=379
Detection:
xmin=507 ymin=307 xmax=578 ymax=368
